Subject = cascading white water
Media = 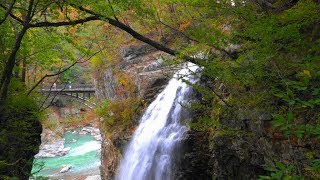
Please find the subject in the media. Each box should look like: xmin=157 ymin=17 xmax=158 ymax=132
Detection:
xmin=117 ymin=63 xmax=200 ymax=180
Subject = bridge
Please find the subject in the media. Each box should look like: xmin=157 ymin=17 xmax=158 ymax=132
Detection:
xmin=41 ymin=84 xmax=97 ymax=108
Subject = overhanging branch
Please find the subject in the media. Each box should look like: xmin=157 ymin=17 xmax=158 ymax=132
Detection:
xmin=0 ymin=0 xmax=16 ymax=25
xmin=29 ymin=15 xmax=100 ymax=27
xmin=74 ymin=5 xmax=200 ymax=64
xmin=27 ymin=50 xmax=102 ymax=95
xmin=0 ymin=3 xmax=24 ymax=24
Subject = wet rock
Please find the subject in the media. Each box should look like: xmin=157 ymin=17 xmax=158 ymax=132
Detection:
xmin=60 ymin=165 xmax=72 ymax=173
xmin=175 ymin=131 xmax=213 ymax=180
xmin=94 ymin=134 xmax=102 ymax=141
xmin=113 ymin=136 xmax=131 ymax=154
xmin=63 ymin=147 xmax=71 ymax=153
xmin=80 ymin=127 xmax=93 ymax=134
xmin=35 ymin=139 xmax=70 ymax=158
xmin=92 ymin=128 xmax=101 ymax=136
xmin=100 ymin=135 xmax=121 ymax=180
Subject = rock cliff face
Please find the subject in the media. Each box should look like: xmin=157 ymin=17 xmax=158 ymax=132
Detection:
xmin=94 ymin=44 xmax=173 ymax=103
xmin=175 ymin=78 xmax=318 ymax=179
xmin=100 ymin=134 xmax=121 ymax=180
xmin=94 ymin=43 xmax=174 ymax=180
xmin=96 ymin=43 xmax=315 ymax=180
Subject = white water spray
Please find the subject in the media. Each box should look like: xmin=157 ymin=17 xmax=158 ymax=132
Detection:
xmin=117 ymin=63 xmax=200 ymax=180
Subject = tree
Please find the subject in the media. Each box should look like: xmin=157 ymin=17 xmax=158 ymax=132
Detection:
xmin=0 ymin=0 xmax=319 ymax=178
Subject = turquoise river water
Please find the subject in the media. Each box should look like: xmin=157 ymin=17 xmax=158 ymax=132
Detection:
xmin=31 ymin=130 xmax=101 ymax=178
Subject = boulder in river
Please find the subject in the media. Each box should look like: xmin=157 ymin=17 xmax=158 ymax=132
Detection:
xmin=60 ymin=165 xmax=72 ymax=173
xmin=94 ymin=134 xmax=102 ymax=141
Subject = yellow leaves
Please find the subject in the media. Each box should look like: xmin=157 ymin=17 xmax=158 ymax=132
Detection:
xmin=178 ymin=21 xmax=191 ymax=31
xmin=116 ymin=72 xmax=137 ymax=96
xmin=303 ymin=70 xmax=311 ymax=77
xmin=57 ymin=11 xmax=65 ymax=21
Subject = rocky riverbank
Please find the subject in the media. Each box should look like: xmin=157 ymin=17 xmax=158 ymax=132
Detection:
xmin=32 ymin=126 xmax=102 ymax=179
xmin=35 ymin=126 xmax=101 ymax=158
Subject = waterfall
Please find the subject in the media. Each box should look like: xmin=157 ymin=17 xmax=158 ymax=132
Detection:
xmin=116 ymin=63 xmax=200 ymax=180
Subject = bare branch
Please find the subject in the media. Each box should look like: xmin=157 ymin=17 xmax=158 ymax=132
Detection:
xmin=0 ymin=3 xmax=24 ymax=24
xmin=29 ymin=15 xmax=99 ymax=27
xmin=159 ymin=20 xmax=236 ymax=59
xmin=73 ymin=6 xmax=196 ymax=61
xmin=39 ymin=75 xmax=59 ymax=109
xmin=16 ymin=47 xmax=53 ymax=62
xmin=107 ymin=0 xmax=119 ymax=21
xmin=40 ymin=83 xmax=67 ymax=112
xmin=26 ymin=0 xmax=35 ymax=21
xmin=27 ymin=50 xmax=102 ymax=95
xmin=0 ymin=0 xmax=16 ymax=25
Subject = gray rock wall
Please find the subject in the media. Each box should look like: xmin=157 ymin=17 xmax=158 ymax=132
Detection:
xmin=175 ymin=78 xmax=318 ymax=179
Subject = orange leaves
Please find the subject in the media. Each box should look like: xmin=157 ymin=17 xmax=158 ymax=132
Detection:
xmin=119 ymin=79 xmax=128 ymax=86
xmin=102 ymin=23 xmax=110 ymax=31
xmin=178 ymin=21 xmax=191 ymax=31
xmin=68 ymin=26 xmax=78 ymax=35
xmin=68 ymin=10 xmax=79 ymax=20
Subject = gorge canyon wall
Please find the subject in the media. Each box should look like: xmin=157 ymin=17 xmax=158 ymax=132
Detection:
xmin=95 ymin=44 xmax=317 ymax=179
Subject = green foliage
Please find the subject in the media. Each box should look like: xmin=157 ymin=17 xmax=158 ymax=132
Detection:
xmin=259 ymin=162 xmax=300 ymax=180
xmin=96 ymin=97 xmax=142 ymax=135
xmin=271 ymin=71 xmax=320 ymax=139
xmin=1 ymin=0 xmax=319 ymax=178
xmin=0 ymin=79 xmax=42 ymax=179
xmin=60 ymin=64 xmax=84 ymax=83
xmin=189 ymin=115 xmax=220 ymax=131
xmin=307 ymin=159 xmax=320 ymax=171
xmin=171 ymin=0 xmax=320 ymax=178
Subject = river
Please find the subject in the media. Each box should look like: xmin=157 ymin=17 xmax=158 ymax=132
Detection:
xmin=31 ymin=130 xmax=101 ymax=179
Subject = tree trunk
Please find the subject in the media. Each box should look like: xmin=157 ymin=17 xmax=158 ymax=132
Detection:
xmin=0 ymin=26 xmax=28 ymax=123
xmin=21 ymin=57 xmax=26 ymax=83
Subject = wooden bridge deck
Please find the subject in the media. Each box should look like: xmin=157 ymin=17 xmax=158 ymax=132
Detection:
xmin=41 ymin=84 xmax=95 ymax=93
xmin=41 ymin=88 xmax=95 ymax=93
xmin=41 ymin=85 xmax=96 ymax=108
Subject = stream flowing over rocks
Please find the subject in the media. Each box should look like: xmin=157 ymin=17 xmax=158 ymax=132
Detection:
xmin=31 ymin=126 xmax=102 ymax=179
xmin=35 ymin=127 xmax=101 ymax=158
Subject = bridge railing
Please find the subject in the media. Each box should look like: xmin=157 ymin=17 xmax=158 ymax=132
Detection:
xmin=42 ymin=84 xmax=95 ymax=91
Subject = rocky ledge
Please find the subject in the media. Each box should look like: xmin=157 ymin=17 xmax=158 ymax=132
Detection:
xmin=35 ymin=140 xmax=71 ymax=158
